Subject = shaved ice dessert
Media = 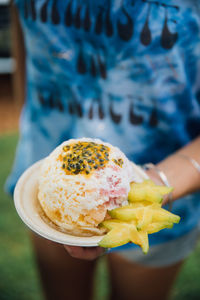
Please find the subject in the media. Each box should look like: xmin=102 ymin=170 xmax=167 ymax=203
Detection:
xmin=38 ymin=138 xmax=138 ymax=236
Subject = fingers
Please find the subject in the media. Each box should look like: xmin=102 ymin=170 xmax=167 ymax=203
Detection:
xmin=145 ymin=169 xmax=163 ymax=186
xmin=64 ymin=245 xmax=106 ymax=261
xmin=145 ymin=170 xmax=170 ymax=205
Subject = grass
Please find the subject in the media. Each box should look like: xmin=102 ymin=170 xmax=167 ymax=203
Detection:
xmin=0 ymin=132 xmax=200 ymax=300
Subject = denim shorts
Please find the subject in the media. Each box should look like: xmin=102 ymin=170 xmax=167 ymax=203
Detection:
xmin=116 ymin=227 xmax=200 ymax=267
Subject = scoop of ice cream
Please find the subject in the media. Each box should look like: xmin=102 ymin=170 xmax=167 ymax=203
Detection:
xmin=38 ymin=138 xmax=136 ymax=236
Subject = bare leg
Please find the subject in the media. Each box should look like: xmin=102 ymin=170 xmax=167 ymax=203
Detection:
xmin=107 ymin=253 xmax=183 ymax=300
xmin=31 ymin=233 xmax=97 ymax=300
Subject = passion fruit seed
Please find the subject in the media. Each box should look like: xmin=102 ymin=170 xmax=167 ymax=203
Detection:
xmin=61 ymin=142 xmax=110 ymax=175
xmin=112 ymin=158 xmax=124 ymax=167
xmin=63 ymin=145 xmax=70 ymax=152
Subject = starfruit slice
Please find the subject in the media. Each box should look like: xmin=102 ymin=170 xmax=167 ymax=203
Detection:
xmin=152 ymin=206 xmax=180 ymax=224
xmin=109 ymin=203 xmax=156 ymax=221
xmin=109 ymin=203 xmax=180 ymax=230
xmin=128 ymin=180 xmax=173 ymax=204
xmin=99 ymin=227 xmax=131 ymax=248
xmin=145 ymin=222 xmax=174 ymax=234
xmin=101 ymin=219 xmax=129 ymax=230
xmin=99 ymin=220 xmax=149 ymax=254
xmin=136 ymin=205 xmax=180 ymax=230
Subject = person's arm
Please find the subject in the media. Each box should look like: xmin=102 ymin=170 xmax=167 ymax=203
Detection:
xmin=157 ymin=136 xmax=200 ymax=202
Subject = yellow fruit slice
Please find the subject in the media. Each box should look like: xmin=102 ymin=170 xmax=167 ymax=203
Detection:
xmin=109 ymin=205 xmax=142 ymax=221
xmin=99 ymin=227 xmax=131 ymax=248
xmin=137 ymin=205 xmax=180 ymax=230
xmin=101 ymin=219 xmax=129 ymax=230
xmin=136 ymin=208 xmax=153 ymax=231
xmin=99 ymin=221 xmax=149 ymax=253
xmin=98 ymin=180 xmax=179 ymax=254
xmin=146 ymin=222 xmax=173 ymax=234
xmin=128 ymin=186 xmax=162 ymax=203
xmin=109 ymin=202 xmax=156 ymax=220
xmin=108 ymin=203 xmax=180 ymax=231
xmin=110 ymin=205 xmax=153 ymax=231
xmin=101 ymin=219 xmax=137 ymax=230
xmin=152 ymin=207 xmax=180 ymax=224
xmin=137 ymin=231 xmax=149 ymax=254
xmin=109 ymin=203 xmax=156 ymax=222
xmin=128 ymin=180 xmax=173 ymax=204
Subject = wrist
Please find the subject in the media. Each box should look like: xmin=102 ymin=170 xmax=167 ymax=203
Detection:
xmin=144 ymin=167 xmax=164 ymax=186
xmin=157 ymin=153 xmax=200 ymax=201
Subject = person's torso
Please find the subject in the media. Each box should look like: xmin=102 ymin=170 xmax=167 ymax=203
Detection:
xmin=13 ymin=0 xmax=200 ymax=161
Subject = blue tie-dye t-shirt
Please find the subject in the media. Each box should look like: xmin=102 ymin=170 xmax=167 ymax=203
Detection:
xmin=7 ymin=0 xmax=200 ymax=249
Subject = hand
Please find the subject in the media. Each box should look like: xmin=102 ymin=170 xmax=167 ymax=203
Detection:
xmin=144 ymin=168 xmax=169 ymax=205
xmin=64 ymin=245 xmax=106 ymax=260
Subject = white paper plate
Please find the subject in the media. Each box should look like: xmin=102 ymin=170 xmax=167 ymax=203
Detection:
xmin=14 ymin=160 xmax=148 ymax=247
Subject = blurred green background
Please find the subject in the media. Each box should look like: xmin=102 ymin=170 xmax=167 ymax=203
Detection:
xmin=1 ymin=132 xmax=200 ymax=300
